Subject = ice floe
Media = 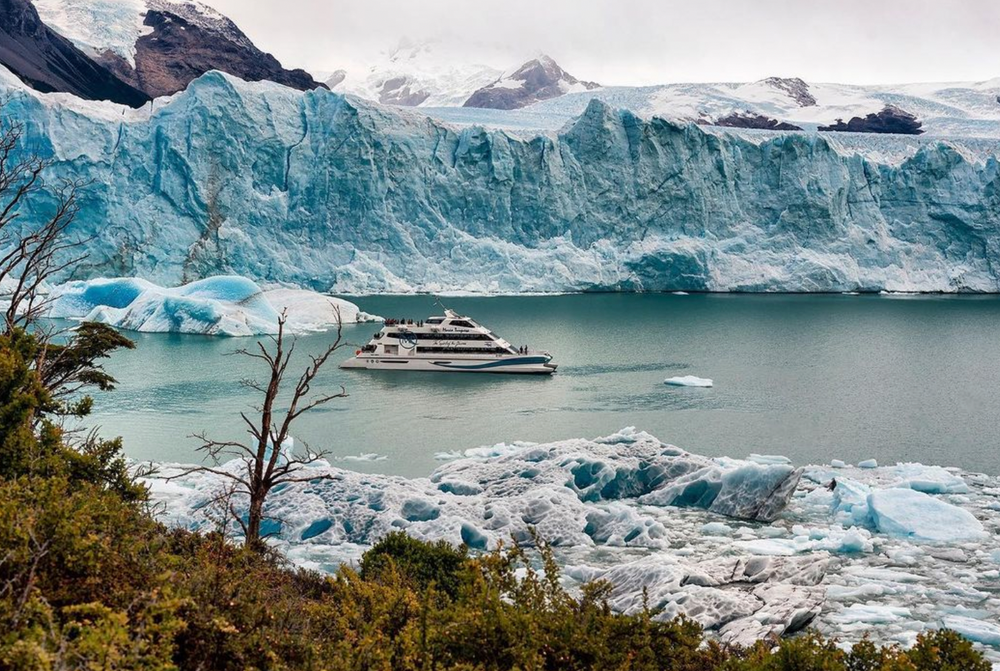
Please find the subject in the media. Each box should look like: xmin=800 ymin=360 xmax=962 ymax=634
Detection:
xmin=868 ymin=489 xmax=985 ymax=542
xmin=664 ymin=375 xmax=713 ymax=387
xmin=146 ymin=428 xmax=1000 ymax=663
xmin=49 ymin=276 xmax=379 ymax=336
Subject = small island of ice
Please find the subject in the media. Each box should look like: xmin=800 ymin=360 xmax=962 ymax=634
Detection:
xmin=147 ymin=429 xmax=1000 ymax=664
xmin=664 ymin=375 xmax=713 ymax=387
xmin=49 ymin=276 xmax=380 ymax=336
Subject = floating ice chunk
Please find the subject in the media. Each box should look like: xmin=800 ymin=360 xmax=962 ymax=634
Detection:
xmin=50 ymin=276 xmax=374 ymax=336
xmin=749 ymin=454 xmax=792 ymax=465
xmin=941 ymin=616 xmax=1000 ymax=647
xmin=890 ymin=463 xmax=969 ymax=495
xmin=151 ymin=428 xmax=805 ymax=559
xmin=640 ymin=459 xmax=803 ymax=522
xmin=858 ymin=459 xmax=878 ymax=469
xmin=700 ymin=522 xmax=733 ymax=536
xmin=664 ymin=375 xmax=713 ymax=387
xmin=829 ymin=604 xmax=912 ymax=626
xmin=339 ymin=453 xmax=388 ymax=462
xmin=867 ymin=489 xmax=986 ymax=542
xmin=830 ymin=459 xmax=846 ymax=469
xmin=736 ymin=538 xmax=798 ymax=556
xmin=831 ymin=478 xmax=872 ymax=526
xmin=737 ymin=526 xmax=873 ymax=556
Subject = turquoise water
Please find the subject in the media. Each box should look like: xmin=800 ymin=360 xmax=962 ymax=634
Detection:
xmin=85 ymin=294 xmax=1000 ymax=477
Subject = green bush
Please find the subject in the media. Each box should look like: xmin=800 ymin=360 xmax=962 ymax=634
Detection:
xmin=359 ymin=530 xmax=469 ymax=599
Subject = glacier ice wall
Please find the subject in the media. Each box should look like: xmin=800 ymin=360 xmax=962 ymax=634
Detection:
xmin=8 ymin=71 xmax=1000 ymax=293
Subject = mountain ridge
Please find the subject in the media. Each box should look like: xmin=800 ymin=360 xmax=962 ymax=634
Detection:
xmin=0 ymin=0 xmax=149 ymax=106
xmin=26 ymin=0 xmax=325 ymax=99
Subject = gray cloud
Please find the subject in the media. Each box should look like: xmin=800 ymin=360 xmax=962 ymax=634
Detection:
xmin=204 ymin=0 xmax=1000 ymax=85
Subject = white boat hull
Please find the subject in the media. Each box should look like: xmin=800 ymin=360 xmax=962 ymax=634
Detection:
xmin=340 ymin=353 xmax=557 ymax=375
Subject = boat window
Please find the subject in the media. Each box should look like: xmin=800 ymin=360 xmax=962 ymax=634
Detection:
xmin=425 ymin=318 xmax=443 ymax=324
xmin=449 ymin=320 xmax=475 ymax=328
xmin=419 ymin=346 xmax=508 ymax=354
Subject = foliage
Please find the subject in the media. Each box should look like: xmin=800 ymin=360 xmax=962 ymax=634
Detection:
xmin=0 ymin=484 xmax=992 ymax=671
xmin=360 ymin=530 xmax=469 ymax=600
xmin=0 ymin=326 xmax=143 ymax=500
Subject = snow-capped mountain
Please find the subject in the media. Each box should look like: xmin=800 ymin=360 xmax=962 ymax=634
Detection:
xmin=464 ymin=55 xmax=600 ymax=110
xmin=0 ymin=0 xmax=149 ymax=106
xmin=31 ymin=0 xmax=324 ymax=98
xmin=320 ymin=38 xmax=508 ymax=108
xmin=320 ymin=42 xmax=597 ymax=110
xmin=518 ymin=75 xmax=1000 ymax=138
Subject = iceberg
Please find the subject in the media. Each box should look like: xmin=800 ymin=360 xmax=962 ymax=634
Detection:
xmin=49 ymin=276 xmax=377 ymax=336
xmin=4 ymin=69 xmax=1000 ymax=294
xmin=664 ymin=376 xmax=713 ymax=387
xmin=889 ymin=463 xmax=969 ymax=495
xmin=867 ymin=488 xmax=985 ymax=542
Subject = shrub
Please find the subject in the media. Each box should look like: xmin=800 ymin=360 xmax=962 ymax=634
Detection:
xmin=359 ymin=530 xmax=469 ymax=600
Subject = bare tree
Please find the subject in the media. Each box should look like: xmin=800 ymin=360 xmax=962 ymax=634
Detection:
xmin=0 ymin=108 xmax=91 ymax=331
xmin=172 ymin=312 xmax=348 ymax=549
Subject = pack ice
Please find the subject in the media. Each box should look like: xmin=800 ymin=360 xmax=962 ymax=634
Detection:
xmin=49 ymin=276 xmax=377 ymax=336
xmin=149 ymin=429 xmax=1000 ymax=662
xmin=5 ymin=68 xmax=1000 ymax=294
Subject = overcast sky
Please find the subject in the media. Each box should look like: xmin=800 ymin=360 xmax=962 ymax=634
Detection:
xmin=203 ymin=0 xmax=1000 ymax=85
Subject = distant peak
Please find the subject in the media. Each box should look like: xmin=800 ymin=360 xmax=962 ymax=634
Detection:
xmin=759 ymin=76 xmax=816 ymax=107
xmin=464 ymin=55 xmax=598 ymax=110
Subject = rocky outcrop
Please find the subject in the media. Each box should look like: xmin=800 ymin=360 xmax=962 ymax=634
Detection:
xmin=96 ymin=3 xmax=324 ymax=99
xmin=819 ymin=105 xmax=924 ymax=135
xmin=0 ymin=0 xmax=148 ymax=106
xmin=706 ymin=112 xmax=802 ymax=131
xmin=464 ymin=55 xmax=598 ymax=110
xmin=375 ymin=76 xmax=430 ymax=106
xmin=762 ymin=76 xmax=816 ymax=107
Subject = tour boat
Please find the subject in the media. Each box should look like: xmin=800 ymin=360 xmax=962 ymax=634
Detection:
xmin=340 ymin=309 xmax=557 ymax=374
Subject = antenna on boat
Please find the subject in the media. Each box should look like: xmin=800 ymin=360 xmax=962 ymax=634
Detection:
xmin=433 ymin=295 xmax=457 ymax=319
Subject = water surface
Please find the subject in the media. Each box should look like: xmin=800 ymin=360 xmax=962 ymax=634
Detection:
xmin=86 ymin=294 xmax=1000 ymax=476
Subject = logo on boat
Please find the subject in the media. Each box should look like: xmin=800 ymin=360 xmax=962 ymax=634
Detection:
xmin=398 ymin=331 xmax=418 ymax=349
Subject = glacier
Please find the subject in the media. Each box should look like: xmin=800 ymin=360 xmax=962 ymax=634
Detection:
xmin=148 ymin=428 xmax=1000 ymax=663
xmin=49 ymin=275 xmax=378 ymax=336
xmin=5 ymin=68 xmax=1000 ymax=293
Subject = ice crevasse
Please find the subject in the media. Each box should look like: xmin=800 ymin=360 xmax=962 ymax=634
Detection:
xmin=5 ymin=68 xmax=1000 ymax=294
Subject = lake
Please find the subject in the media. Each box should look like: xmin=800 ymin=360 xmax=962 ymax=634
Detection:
xmin=84 ymin=293 xmax=1000 ymax=477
